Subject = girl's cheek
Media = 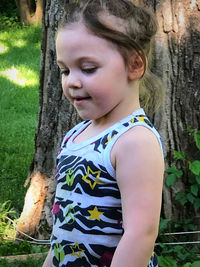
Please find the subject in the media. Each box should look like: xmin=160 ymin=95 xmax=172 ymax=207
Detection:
xmin=61 ymin=76 xmax=67 ymax=86
xmin=63 ymin=88 xmax=70 ymax=99
xmin=61 ymin=82 xmax=69 ymax=98
xmin=61 ymin=79 xmax=68 ymax=93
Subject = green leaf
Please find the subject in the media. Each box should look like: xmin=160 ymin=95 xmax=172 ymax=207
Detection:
xmin=189 ymin=175 xmax=196 ymax=184
xmin=189 ymin=161 xmax=200 ymax=175
xmin=178 ymin=195 xmax=188 ymax=206
xmin=157 ymin=242 xmax=164 ymax=248
xmin=194 ymin=199 xmax=200 ymax=211
xmin=176 ymin=170 xmax=183 ymax=178
xmin=157 ymin=256 xmax=177 ymax=267
xmin=183 ymin=263 xmax=191 ymax=267
xmin=175 ymin=191 xmax=185 ymax=200
xmin=166 ymin=174 xmax=176 ymax=186
xmin=174 ymin=150 xmax=185 ymax=160
xmin=165 ymin=166 xmax=183 ymax=178
xmin=195 ymin=174 xmax=200 ymax=185
xmin=194 ymin=131 xmax=200 ymax=150
xmin=165 ymin=166 xmax=178 ymax=173
xmin=176 ymin=192 xmax=187 ymax=205
xmin=173 ymin=245 xmax=182 ymax=254
xmin=187 ymin=193 xmax=195 ymax=204
xmin=186 ymin=126 xmax=194 ymax=133
xmin=191 ymin=261 xmax=200 ymax=267
xmin=31 ymin=245 xmax=42 ymax=253
xmin=159 ymin=218 xmax=170 ymax=233
xmin=190 ymin=184 xmax=198 ymax=196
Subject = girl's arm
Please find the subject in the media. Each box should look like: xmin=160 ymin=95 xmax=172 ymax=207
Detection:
xmin=42 ymin=248 xmax=52 ymax=267
xmin=111 ymin=126 xmax=164 ymax=267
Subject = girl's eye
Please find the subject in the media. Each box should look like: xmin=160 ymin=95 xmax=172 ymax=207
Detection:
xmin=82 ymin=67 xmax=97 ymax=74
xmin=60 ymin=69 xmax=69 ymax=76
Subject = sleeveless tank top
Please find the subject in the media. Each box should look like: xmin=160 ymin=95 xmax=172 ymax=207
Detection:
xmin=51 ymin=108 xmax=162 ymax=267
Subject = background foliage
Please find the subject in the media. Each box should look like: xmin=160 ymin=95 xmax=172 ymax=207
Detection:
xmin=0 ymin=0 xmax=19 ymax=29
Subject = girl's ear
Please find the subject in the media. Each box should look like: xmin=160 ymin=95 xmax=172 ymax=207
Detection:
xmin=127 ymin=53 xmax=145 ymax=80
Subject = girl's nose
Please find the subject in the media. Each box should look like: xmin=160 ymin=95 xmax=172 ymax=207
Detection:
xmin=67 ymin=73 xmax=82 ymax=89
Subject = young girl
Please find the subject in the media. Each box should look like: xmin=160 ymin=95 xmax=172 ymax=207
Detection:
xmin=43 ymin=0 xmax=164 ymax=266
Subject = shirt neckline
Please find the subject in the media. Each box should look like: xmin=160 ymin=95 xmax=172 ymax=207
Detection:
xmin=67 ymin=108 xmax=145 ymax=150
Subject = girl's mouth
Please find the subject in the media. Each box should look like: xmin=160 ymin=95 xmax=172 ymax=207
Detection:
xmin=74 ymin=97 xmax=91 ymax=104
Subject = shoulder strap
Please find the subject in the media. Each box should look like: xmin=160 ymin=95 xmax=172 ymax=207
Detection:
xmin=102 ymin=114 xmax=164 ymax=177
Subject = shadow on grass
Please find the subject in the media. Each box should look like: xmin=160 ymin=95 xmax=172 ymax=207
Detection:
xmin=0 ymin=25 xmax=41 ymax=71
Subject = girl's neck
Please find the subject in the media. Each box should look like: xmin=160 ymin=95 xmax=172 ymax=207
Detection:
xmin=91 ymin=98 xmax=140 ymax=129
xmin=73 ymin=105 xmax=141 ymax=144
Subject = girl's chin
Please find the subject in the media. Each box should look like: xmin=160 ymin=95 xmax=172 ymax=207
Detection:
xmin=76 ymin=111 xmax=99 ymax=121
xmin=75 ymin=110 xmax=92 ymax=121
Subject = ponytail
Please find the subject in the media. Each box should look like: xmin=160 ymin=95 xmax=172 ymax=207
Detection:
xmin=139 ymin=70 xmax=165 ymax=116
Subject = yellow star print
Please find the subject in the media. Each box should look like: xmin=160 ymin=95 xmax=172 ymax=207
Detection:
xmin=70 ymin=242 xmax=85 ymax=258
xmin=88 ymin=206 xmax=104 ymax=221
xmin=82 ymin=166 xmax=103 ymax=190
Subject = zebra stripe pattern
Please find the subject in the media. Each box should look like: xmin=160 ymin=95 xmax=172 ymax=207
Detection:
xmin=51 ymin=110 xmax=160 ymax=266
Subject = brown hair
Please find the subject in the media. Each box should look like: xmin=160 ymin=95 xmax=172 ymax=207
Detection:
xmin=58 ymin=0 xmax=164 ymax=115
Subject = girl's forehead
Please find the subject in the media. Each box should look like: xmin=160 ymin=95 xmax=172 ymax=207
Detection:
xmin=56 ymin=23 xmax=117 ymax=52
xmin=61 ymin=22 xmax=92 ymax=35
xmin=56 ymin=25 xmax=121 ymax=62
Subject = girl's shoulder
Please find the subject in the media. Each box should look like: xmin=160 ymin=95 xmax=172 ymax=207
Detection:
xmin=111 ymin=123 xmax=164 ymax=170
xmin=109 ymin=110 xmax=164 ymax=157
xmin=120 ymin=112 xmax=164 ymax=155
xmin=115 ymin=124 xmax=162 ymax=154
xmin=103 ymin=110 xmax=164 ymax=176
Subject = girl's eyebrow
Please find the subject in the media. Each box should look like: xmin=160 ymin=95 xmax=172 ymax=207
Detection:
xmin=57 ymin=56 xmax=98 ymax=66
xmin=79 ymin=56 xmax=98 ymax=63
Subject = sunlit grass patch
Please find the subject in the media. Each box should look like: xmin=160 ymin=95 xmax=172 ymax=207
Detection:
xmin=13 ymin=39 xmax=26 ymax=48
xmin=0 ymin=25 xmax=41 ymax=212
xmin=0 ymin=66 xmax=38 ymax=87
xmin=0 ymin=43 xmax=8 ymax=54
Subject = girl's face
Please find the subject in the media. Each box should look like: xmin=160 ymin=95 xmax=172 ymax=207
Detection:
xmin=56 ymin=23 xmax=140 ymax=123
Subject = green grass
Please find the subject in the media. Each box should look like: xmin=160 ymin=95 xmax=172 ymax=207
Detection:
xmin=0 ymin=25 xmax=41 ymax=213
xmin=0 ymin=255 xmax=46 ymax=267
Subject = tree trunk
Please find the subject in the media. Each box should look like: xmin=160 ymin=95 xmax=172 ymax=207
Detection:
xmin=16 ymin=0 xmax=80 ymax=239
xmin=152 ymin=0 xmax=200 ymax=220
xmin=15 ymin=0 xmax=43 ymax=25
xmin=17 ymin=0 xmax=200 ymax=239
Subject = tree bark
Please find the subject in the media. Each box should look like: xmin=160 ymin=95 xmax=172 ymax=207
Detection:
xmin=17 ymin=0 xmax=80 ymax=239
xmin=15 ymin=0 xmax=43 ymax=25
xmin=17 ymin=0 xmax=200 ymax=239
xmin=152 ymin=0 xmax=200 ymax=220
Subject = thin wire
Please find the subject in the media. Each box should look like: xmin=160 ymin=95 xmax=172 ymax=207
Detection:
xmin=163 ymin=231 xmax=200 ymax=236
xmin=15 ymin=237 xmax=50 ymax=245
xmin=4 ymin=216 xmax=50 ymax=244
xmin=156 ymin=241 xmax=200 ymax=246
xmin=4 ymin=215 xmax=200 ymax=246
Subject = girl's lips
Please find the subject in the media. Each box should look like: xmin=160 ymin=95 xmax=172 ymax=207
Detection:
xmin=73 ymin=97 xmax=91 ymax=104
